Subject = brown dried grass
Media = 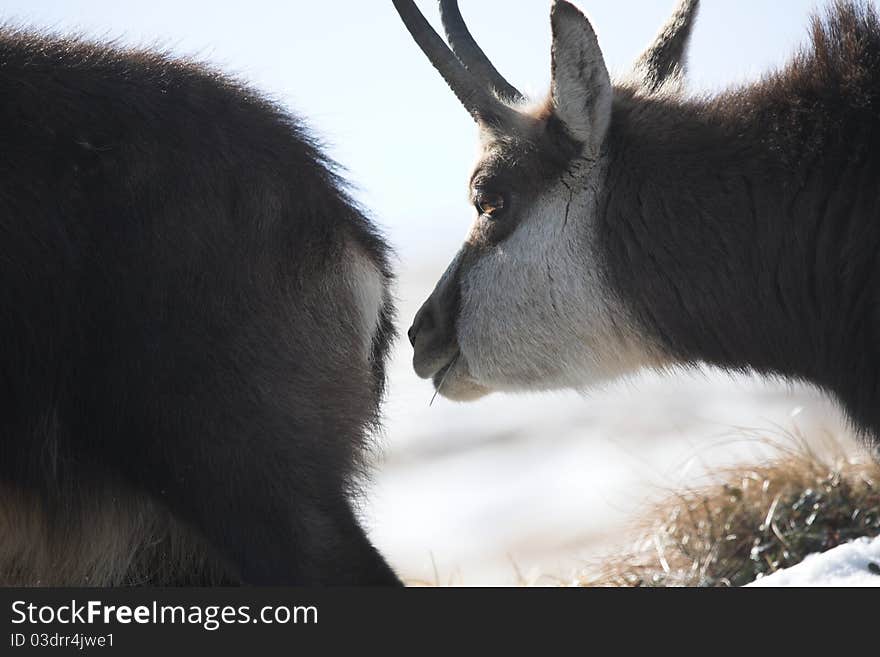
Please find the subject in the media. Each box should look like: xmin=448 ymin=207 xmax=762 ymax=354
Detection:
xmin=578 ymin=439 xmax=880 ymax=587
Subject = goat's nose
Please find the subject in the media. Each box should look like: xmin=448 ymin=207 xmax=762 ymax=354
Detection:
xmin=408 ymin=300 xmax=435 ymax=347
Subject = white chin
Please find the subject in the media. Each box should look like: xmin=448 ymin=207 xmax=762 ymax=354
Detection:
xmin=434 ymin=359 xmax=492 ymax=402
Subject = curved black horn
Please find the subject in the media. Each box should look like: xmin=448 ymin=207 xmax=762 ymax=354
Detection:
xmin=393 ymin=0 xmax=518 ymax=127
xmin=438 ymin=0 xmax=525 ymax=103
xmin=633 ymin=0 xmax=701 ymax=93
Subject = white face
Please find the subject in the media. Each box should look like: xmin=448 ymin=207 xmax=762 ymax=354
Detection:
xmin=404 ymin=0 xmax=697 ymax=402
xmin=432 ymin=153 xmax=652 ymax=401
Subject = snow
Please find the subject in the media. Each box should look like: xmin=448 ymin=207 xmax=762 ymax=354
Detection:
xmin=748 ymin=536 xmax=880 ymax=587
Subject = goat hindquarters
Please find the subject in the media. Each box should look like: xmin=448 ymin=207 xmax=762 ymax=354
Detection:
xmin=0 ymin=26 xmax=399 ymax=586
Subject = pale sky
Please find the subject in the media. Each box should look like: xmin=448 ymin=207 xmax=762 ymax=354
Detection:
xmin=0 ymin=0 xmax=853 ymax=262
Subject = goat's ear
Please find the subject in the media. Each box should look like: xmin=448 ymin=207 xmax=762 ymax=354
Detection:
xmin=550 ymin=0 xmax=612 ymax=153
xmin=631 ymin=0 xmax=700 ymax=94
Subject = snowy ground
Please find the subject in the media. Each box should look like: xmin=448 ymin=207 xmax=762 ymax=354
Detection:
xmin=361 ymin=266 xmax=863 ymax=586
xmin=749 ymin=537 xmax=880 ymax=587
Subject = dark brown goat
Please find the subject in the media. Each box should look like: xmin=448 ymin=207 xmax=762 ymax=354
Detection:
xmin=0 ymin=27 xmax=399 ymax=585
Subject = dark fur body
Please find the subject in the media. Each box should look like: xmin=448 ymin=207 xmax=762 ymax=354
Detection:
xmin=0 ymin=28 xmax=399 ymax=585
xmin=600 ymin=2 xmax=880 ymax=442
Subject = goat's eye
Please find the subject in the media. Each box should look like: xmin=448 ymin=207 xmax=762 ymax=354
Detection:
xmin=475 ymin=192 xmax=506 ymax=218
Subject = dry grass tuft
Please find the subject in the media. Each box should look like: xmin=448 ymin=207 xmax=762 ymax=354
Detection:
xmin=578 ymin=441 xmax=880 ymax=587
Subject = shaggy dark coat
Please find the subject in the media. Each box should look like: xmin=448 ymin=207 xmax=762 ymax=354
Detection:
xmin=0 ymin=28 xmax=399 ymax=585
xmin=600 ymin=1 xmax=880 ymax=445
